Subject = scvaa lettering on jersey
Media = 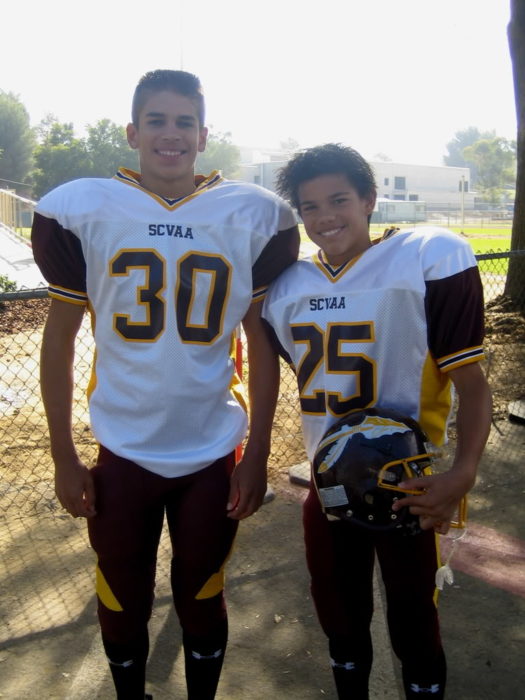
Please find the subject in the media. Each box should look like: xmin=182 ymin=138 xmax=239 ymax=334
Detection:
xmin=309 ymin=296 xmax=346 ymax=311
xmin=148 ymin=224 xmax=194 ymax=238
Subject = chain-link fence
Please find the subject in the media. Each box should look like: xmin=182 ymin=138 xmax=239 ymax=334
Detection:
xmin=1 ymin=251 xmax=524 ymax=517
xmin=1 ymin=250 xmax=524 ymax=695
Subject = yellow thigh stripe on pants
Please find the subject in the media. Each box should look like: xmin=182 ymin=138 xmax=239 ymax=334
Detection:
xmin=195 ymin=543 xmax=235 ymax=600
xmin=195 ymin=566 xmax=226 ymax=600
xmin=96 ymin=564 xmax=124 ymax=612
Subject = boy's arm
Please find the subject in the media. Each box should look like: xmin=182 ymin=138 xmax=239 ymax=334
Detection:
xmin=393 ymin=362 xmax=492 ymax=533
xmin=41 ymin=298 xmax=97 ymax=518
xmin=227 ymin=301 xmax=280 ymax=520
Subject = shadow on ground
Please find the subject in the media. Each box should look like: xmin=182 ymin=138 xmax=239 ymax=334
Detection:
xmin=1 ymin=445 xmax=524 ymax=699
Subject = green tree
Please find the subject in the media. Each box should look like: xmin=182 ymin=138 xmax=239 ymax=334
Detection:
xmin=444 ymin=126 xmax=487 ymax=166
xmin=196 ymin=129 xmax=240 ymax=178
xmin=0 ymin=92 xmax=35 ymax=187
xmin=86 ymin=119 xmax=138 ymax=176
xmin=505 ymin=0 xmax=525 ymax=307
xmin=35 ymin=113 xmax=60 ymax=143
xmin=444 ymin=126 xmax=496 ymax=185
xmin=463 ymin=136 xmax=516 ymax=203
xmin=32 ymin=117 xmax=139 ymax=197
xmin=0 ymin=273 xmax=17 ymax=293
xmin=0 ymin=273 xmax=17 ymax=310
xmin=32 ymin=119 xmax=92 ymax=197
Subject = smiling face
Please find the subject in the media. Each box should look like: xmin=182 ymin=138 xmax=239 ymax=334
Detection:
xmin=126 ymin=90 xmax=208 ymax=199
xmin=298 ymin=173 xmax=376 ymax=267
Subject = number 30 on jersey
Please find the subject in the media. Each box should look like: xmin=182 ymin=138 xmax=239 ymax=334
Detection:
xmin=109 ymin=248 xmax=232 ymax=344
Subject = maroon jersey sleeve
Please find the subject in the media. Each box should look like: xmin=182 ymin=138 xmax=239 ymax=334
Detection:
xmin=31 ymin=212 xmax=87 ymax=303
xmin=252 ymin=225 xmax=300 ymax=300
xmin=425 ymin=266 xmax=485 ymax=371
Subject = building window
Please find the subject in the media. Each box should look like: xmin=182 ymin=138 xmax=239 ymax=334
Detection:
xmin=459 ymin=179 xmax=469 ymax=192
xmin=394 ymin=176 xmax=406 ymax=190
xmin=409 ymin=194 xmax=419 ymax=201
xmin=393 ymin=194 xmax=405 ymax=200
xmin=384 ymin=177 xmax=389 ymax=186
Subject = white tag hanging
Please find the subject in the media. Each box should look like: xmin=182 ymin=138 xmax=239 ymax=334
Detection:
xmin=435 ymin=529 xmax=466 ymax=590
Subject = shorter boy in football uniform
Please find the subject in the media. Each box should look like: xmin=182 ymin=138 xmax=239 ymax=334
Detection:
xmin=262 ymin=143 xmax=492 ymax=699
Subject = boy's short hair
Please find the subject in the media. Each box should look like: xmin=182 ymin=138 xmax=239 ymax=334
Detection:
xmin=131 ymin=69 xmax=205 ymax=127
xmin=276 ymin=143 xmax=377 ymax=211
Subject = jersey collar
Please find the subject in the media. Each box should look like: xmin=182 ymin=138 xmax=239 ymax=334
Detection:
xmin=114 ymin=168 xmax=224 ymax=210
xmin=313 ymin=248 xmax=365 ymax=282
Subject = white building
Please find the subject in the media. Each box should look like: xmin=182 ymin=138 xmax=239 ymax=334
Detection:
xmin=370 ymin=161 xmax=473 ymax=210
xmin=240 ymin=152 xmax=474 ymax=212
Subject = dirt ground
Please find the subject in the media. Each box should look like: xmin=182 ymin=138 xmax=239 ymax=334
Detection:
xmin=1 ymin=298 xmax=524 ymax=699
xmin=1 ymin=445 xmax=524 ymax=700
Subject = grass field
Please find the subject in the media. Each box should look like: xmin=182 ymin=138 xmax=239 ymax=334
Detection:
xmin=469 ymin=239 xmax=511 ymax=254
xmin=438 ymin=226 xmax=510 ymax=255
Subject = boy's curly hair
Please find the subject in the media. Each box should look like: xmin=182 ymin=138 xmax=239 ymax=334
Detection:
xmin=276 ymin=143 xmax=377 ymax=210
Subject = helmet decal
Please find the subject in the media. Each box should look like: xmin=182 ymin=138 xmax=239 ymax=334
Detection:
xmin=317 ymin=416 xmax=412 ymax=473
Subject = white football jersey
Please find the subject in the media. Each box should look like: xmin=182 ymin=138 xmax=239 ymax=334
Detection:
xmin=262 ymin=226 xmax=485 ymax=460
xmin=33 ymin=169 xmax=297 ymax=477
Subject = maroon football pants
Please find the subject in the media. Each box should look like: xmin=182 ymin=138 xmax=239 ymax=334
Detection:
xmin=87 ymin=447 xmax=238 ymax=645
xmin=303 ymin=483 xmax=446 ymax=697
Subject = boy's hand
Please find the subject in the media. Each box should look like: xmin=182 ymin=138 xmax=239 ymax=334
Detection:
xmin=226 ymin=449 xmax=268 ymax=520
xmin=55 ymin=460 xmax=97 ymax=519
xmin=392 ymin=468 xmax=473 ymax=533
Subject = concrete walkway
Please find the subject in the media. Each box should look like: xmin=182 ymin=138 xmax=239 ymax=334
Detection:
xmin=0 ymin=225 xmax=46 ymax=290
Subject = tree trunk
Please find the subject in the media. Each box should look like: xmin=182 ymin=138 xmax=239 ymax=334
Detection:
xmin=505 ymin=0 xmax=525 ymax=307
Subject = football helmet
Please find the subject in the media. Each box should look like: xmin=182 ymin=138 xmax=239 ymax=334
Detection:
xmin=312 ymin=408 xmax=436 ymax=534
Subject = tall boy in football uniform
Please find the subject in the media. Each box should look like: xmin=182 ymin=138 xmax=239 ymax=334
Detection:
xmin=32 ymin=69 xmax=299 ymax=699
xmin=262 ymin=143 xmax=492 ymax=699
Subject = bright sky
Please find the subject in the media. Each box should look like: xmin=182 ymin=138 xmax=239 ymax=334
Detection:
xmin=2 ymin=0 xmax=516 ymax=166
